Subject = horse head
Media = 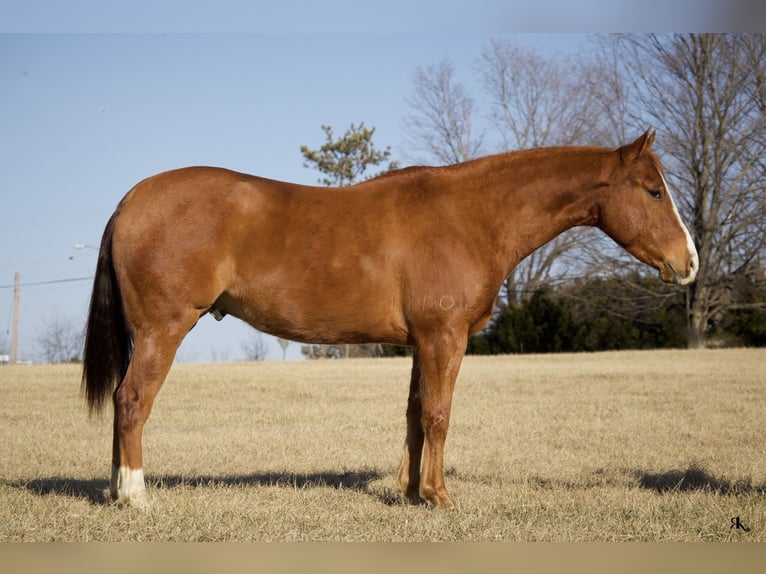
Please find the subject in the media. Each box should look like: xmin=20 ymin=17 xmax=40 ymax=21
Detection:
xmin=598 ymin=129 xmax=698 ymax=285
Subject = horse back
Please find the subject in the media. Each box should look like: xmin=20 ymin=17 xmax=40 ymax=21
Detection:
xmin=112 ymin=166 xmax=499 ymax=345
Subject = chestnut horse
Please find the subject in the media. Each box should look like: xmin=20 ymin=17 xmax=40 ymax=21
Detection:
xmin=82 ymin=129 xmax=697 ymax=508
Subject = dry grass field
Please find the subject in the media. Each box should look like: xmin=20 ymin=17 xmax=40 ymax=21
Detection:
xmin=0 ymin=349 xmax=764 ymax=541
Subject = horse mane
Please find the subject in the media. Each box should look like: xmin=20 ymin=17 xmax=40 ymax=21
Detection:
xmin=323 ymin=145 xmax=622 ymax=194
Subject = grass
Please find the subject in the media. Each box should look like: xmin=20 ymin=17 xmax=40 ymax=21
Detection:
xmin=0 ymin=349 xmax=764 ymax=541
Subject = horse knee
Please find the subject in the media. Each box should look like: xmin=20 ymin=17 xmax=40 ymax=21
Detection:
xmin=421 ymin=409 xmax=449 ymax=440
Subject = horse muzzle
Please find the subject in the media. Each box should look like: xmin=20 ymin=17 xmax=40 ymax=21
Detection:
xmin=661 ymin=253 xmax=698 ymax=286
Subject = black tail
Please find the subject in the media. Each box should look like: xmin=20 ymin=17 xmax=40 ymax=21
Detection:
xmin=81 ymin=209 xmax=132 ymax=415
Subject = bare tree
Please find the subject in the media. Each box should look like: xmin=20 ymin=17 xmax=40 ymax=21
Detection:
xmin=241 ymin=331 xmax=268 ymax=361
xmin=476 ymin=39 xmax=609 ymax=306
xmin=36 ymin=311 xmax=83 ymax=363
xmin=604 ymin=34 xmax=766 ymax=346
xmin=403 ymin=44 xmax=609 ymax=307
xmin=402 ymin=59 xmax=484 ymax=165
xmin=582 ymin=37 xmax=636 ymax=148
xmin=477 ymin=39 xmax=601 ymax=150
xmin=402 ymin=35 xmax=766 ymax=347
xmin=209 ymin=346 xmax=231 ymax=363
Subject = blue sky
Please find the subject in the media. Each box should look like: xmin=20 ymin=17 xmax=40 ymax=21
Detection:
xmin=0 ymin=33 xmax=595 ymax=362
xmin=0 ymin=2 xmax=757 ymax=362
xmin=2 ymin=1 xmax=756 ymax=33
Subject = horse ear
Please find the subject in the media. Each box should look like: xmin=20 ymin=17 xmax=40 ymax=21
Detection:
xmin=620 ymin=128 xmax=656 ymax=163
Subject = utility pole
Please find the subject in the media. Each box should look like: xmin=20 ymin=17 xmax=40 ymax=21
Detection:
xmin=11 ymin=272 xmax=19 ymax=364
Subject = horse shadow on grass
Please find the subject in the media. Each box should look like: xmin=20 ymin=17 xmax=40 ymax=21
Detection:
xmin=8 ymin=468 xmax=407 ymax=507
xmin=523 ymin=463 xmax=766 ymax=496
xmin=7 ymin=476 xmax=111 ymax=505
xmin=17 ymin=464 xmax=760 ymax=507
xmin=631 ymin=463 xmax=766 ymax=495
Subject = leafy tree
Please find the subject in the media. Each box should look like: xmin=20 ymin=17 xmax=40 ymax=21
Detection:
xmin=714 ymin=265 xmax=766 ymax=347
xmin=468 ymin=275 xmax=696 ymax=355
xmin=300 ymin=123 xmax=399 ymax=187
xmin=276 ymin=337 xmax=290 ymax=361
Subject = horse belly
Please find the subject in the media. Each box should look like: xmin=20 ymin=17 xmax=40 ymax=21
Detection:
xmin=221 ymin=264 xmax=409 ymax=345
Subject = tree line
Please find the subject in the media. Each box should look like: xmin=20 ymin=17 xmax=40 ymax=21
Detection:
xmin=28 ymin=34 xmax=765 ymax=362
xmin=400 ymin=33 xmax=766 ymax=351
xmin=467 ymin=270 xmax=766 ymax=355
xmin=300 ymin=34 xmax=765 ymax=357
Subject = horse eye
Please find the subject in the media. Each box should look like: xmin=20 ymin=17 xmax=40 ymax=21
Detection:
xmin=647 ymin=189 xmax=663 ymax=200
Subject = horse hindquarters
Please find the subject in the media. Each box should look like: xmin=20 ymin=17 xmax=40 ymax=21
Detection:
xmin=108 ymin=251 xmax=215 ymax=505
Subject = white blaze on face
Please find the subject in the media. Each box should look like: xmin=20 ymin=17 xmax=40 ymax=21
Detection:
xmin=658 ymin=169 xmax=699 ymax=285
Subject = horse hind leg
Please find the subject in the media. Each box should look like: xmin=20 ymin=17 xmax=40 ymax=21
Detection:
xmin=110 ymin=310 xmax=199 ymax=507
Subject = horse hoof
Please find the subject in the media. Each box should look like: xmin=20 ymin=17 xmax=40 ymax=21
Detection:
xmin=113 ymin=495 xmax=151 ymax=510
xmin=402 ymin=490 xmax=423 ymax=506
xmin=432 ymin=496 xmax=455 ymax=510
xmin=420 ymin=491 xmax=455 ymax=510
xmin=109 ymin=490 xmax=150 ymax=509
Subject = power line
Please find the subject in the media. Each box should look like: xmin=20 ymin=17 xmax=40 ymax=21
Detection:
xmin=0 ymin=276 xmax=93 ymax=289
xmin=1 ymin=273 xmax=94 ymax=364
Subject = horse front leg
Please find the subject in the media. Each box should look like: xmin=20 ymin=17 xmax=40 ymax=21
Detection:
xmin=401 ymin=326 xmax=467 ymax=509
xmin=398 ymin=351 xmax=424 ymax=504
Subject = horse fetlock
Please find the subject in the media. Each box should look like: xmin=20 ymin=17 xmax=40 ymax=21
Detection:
xmin=398 ymin=487 xmax=423 ymax=506
xmin=419 ymin=482 xmax=454 ymax=509
xmin=110 ymin=465 xmax=149 ymax=508
xmin=397 ymin=469 xmax=423 ymax=506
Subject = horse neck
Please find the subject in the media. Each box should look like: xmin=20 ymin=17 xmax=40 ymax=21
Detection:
xmin=461 ymin=148 xmax=610 ymax=273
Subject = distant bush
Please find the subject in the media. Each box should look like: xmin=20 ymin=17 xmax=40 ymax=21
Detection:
xmin=468 ymin=272 xmax=765 ymax=354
